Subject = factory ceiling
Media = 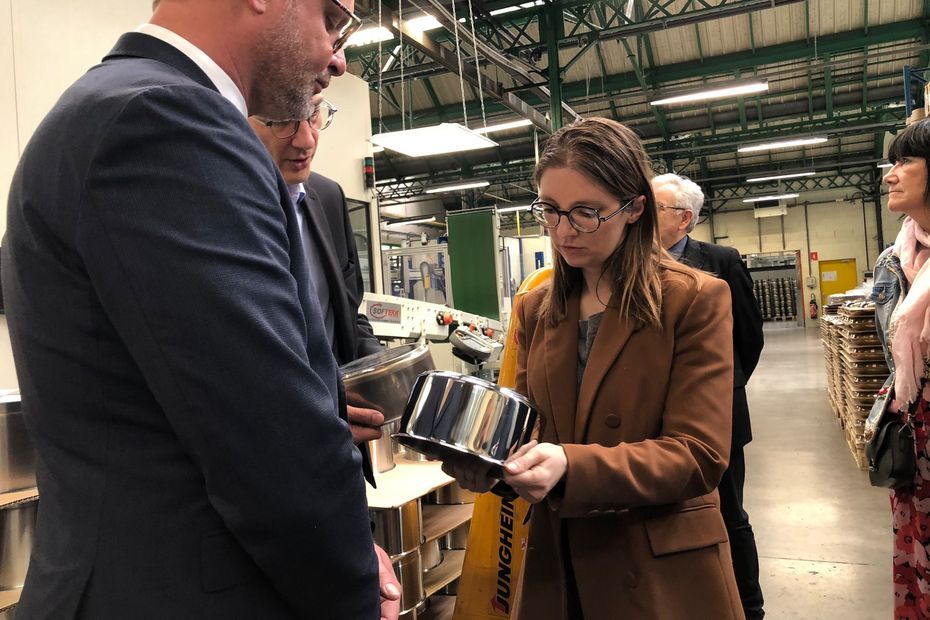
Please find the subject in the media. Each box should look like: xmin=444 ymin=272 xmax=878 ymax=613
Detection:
xmin=346 ymin=0 xmax=927 ymax=223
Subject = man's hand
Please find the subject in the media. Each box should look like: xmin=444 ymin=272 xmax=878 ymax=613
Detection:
xmin=374 ymin=544 xmax=400 ymax=620
xmin=347 ymin=405 xmax=384 ymax=445
xmin=502 ymin=441 xmax=567 ymax=504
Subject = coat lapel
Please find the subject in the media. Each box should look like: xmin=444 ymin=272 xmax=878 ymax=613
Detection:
xmin=300 ymin=191 xmax=353 ymax=363
xmin=574 ymin=301 xmax=640 ymax=442
xmin=680 ymin=237 xmax=709 ymax=271
xmin=544 ymin=290 xmax=580 ymax=444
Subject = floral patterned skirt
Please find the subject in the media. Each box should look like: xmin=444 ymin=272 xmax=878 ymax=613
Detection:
xmin=892 ymin=382 xmax=930 ymax=618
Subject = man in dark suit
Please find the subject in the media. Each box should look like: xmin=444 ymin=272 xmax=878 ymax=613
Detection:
xmin=248 ymin=94 xmax=385 ymax=459
xmin=653 ymin=173 xmax=766 ymax=620
xmin=2 ymin=1 xmax=399 ymax=618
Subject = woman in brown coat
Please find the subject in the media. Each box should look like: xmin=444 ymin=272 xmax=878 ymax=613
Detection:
xmin=444 ymin=118 xmax=744 ymax=619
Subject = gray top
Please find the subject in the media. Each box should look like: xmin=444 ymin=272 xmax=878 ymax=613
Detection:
xmin=577 ymin=311 xmax=605 ymax=392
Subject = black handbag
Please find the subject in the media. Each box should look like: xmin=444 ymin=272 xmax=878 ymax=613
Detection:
xmin=866 ymin=412 xmax=916 ymax=489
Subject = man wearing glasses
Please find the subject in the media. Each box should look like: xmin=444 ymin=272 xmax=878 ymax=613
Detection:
xmin=2 ymin=0 xmax=398 ymax=618
xmin=249 ymin=96 xmax=386 ymax=454
xmin=652 ymin=173 xmax=766 ymax=620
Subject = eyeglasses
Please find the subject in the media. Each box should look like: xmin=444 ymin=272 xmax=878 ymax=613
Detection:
xmin=530 ymin=198 xmax=636 ymax=233
xmin=656 ymin=204 xmax=688 ymax=214
xmin=329 ymin=0 xmax=363 ymax=53
xmin=255 ymin=99 xmax=339 ymax=139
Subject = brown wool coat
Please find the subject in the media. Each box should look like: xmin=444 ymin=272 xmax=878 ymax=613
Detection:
xmin=513 ymin=267 xmax=745 ymax=620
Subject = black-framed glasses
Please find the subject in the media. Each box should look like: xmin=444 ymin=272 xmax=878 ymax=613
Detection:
xmin=329 ymin=0 xmax=363 ymax=53
xmin=530 ymin=197 xmax=636 ymax=233
xmin=254 ymin=99 xmax=339 ymax=139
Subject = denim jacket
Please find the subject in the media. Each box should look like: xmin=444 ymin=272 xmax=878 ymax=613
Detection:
xmin=864 ymin=247 xmax=907 ymax=434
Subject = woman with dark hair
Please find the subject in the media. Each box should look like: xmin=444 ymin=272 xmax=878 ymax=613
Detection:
xmin=866 ymin=118 xmax=930 ymax=616
xmin=443 ymin=118 xmax=743 ymax=619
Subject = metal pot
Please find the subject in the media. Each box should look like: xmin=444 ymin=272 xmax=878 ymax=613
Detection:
xmin=431 ymin=482 xmax=476 ymax=505
xmin=341 ymin=344 xmax=435 ymax=424
xmin=395 ymin=371 xmax=537 ymax=478
xmin=392 ymin=548 xmax=425 ymax=615
xmin=0 ymin=394 xmax=35 ymax=494
xmin=420 ymin=538 xmax=443 ymax=572
xmin=0 ymin=494 xmax=37 ymax=590
xmin=370 ymin=499 xmax=423 ymax=558
xmin=367 ymin=420 xmax=400 ymax=474
xmin=441 ymin=522 xmax=470 ymax=550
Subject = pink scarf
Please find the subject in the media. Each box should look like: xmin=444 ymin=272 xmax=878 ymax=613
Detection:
xmin=890 ymin=217 xmax=930 ymax=406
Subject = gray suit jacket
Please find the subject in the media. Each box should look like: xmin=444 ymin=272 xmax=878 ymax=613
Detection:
xmin=302 ymin=174 xmax=380 ymax=365
xmin=2 ymin=32 xmax=378 ymax=618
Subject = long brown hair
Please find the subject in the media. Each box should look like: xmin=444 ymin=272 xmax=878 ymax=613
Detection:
xmin=535 ymin=117 xmax=691 ymax=327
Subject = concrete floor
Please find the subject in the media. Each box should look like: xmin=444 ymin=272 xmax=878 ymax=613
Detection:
xmin=746 ymin=324 xmax=891 ymax=619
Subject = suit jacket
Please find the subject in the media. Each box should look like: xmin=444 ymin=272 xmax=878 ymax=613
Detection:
xmin=513 ymin=268 xmax=743 ymax=619
xmin=301 ymin=175 xmax=381 ymax=485
xmin=302 ymin=174 xmax=380 ymax=365
xmin=680 ymin=236 xmax=764 ymax=447
xmin=2 ymin=32 xmax=378 ymax=618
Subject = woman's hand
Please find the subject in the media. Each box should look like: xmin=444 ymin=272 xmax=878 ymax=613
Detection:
xmin=502 ymin=441 xmax=567 ymax=504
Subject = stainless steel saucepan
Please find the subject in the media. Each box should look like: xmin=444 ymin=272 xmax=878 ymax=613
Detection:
xmin=394 ymin=371 xmax=537 ymax=477
xmin=340 ymin=343 xmax=435 ymax=425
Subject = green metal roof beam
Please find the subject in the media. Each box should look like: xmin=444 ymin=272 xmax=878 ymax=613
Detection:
xmin=505 ymin=0 xmax=805 ymax=54
xmin=559 ymin=19 xmax=927 ymax=97
xmin=620 ymin=36 xmax=670 ymax=140
xmin=371 ymin=64 xmax=908 ymax=132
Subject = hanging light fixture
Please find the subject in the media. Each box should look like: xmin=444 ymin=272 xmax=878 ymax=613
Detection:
xmin=650 ymin=79 xmax=769 ymax=106
xmin=746 ymin=171 xmax=816 ymax=183
xmin=473 ymin=119 xmax=533 ymax=134
xmin=425 ymin=180 xmax=489 ymax=194
xmin=371 ymin=0 xmax=498 ymax=158
xmin=738 ymin=137 xmax=828 ymax=153
xmin=371 ymin=123 xmax=498 ymax=157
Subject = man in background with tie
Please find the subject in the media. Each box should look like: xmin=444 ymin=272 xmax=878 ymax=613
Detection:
xmin=248 ymin=90 xmax=387 ymax=471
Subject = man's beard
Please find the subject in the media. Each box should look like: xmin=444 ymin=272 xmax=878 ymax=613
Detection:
xmin=250 ymin=7 xmax=324 ymax=120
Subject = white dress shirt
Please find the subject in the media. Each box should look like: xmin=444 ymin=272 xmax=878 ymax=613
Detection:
xmin=135 ymin=23 xmax=247 ymax=116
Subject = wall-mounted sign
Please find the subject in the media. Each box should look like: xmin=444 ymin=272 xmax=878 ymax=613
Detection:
xmin=810 ymin=251 xmax=819 ymax=261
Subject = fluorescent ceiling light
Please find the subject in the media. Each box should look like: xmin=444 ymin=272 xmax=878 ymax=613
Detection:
xmin=651 ymin=80 xmax=768 ymax=106
xmin=406 ymin=15 xmax=442 ymax=34
xmin=497 ymin=204 xmax=531 ymax=213
xmin=371 ymin=123 xmax=498 ymax=157
xmin=385 ymin=216 xmax=437 ymax=226
xmin=878 ymin=163 xmax=893 ymax=169
xmin=473 ymin=119 xmax=533 ymax=134
xmin=489 ymin=1 xmax=544 ymax=15
xmin=742 ymin=193 xmax=800 ymax=203
xmin=746 ymin=171 xmax=816 ymax=182
xmin=346 ymin=26 xmax=393 ymax=48
xmin=738 ymin=137 xmax=828 ymax=153
xmin=425 ymin=180 xmax=490 ymax=194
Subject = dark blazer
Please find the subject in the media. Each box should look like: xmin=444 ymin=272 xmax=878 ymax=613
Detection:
xmin=680 ymin=236 xmax=764 ymax=447
xmin=2 ymin=33 xmax=378 ymax=618
xmin=302 ymin=174 xmax=381 ymax=365
xmin=513 ymin=270 xmax=742 ymax=619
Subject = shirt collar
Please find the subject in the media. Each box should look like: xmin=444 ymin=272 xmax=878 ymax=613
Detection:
xmin=135 ymin=23 xmax=248 ymax=117
xmin=288 ymin=184 xmax=306 ymax=205
xmin=667 ymin=234 xmax=689 ymax=259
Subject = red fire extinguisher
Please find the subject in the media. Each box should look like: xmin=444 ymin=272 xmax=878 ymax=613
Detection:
xmin=809 ymin=294 xmax=819 ymax=320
